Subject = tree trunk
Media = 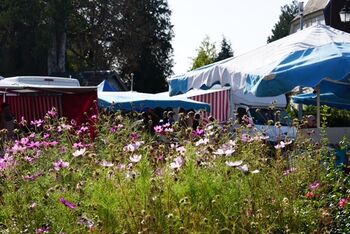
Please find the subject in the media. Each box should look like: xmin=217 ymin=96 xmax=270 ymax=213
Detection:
xmin=47 ymin=32 xmax=66 ymax=75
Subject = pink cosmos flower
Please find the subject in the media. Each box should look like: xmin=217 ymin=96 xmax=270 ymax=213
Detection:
xmin=53 ymin=159 xmax=70 ymax=171
xmin=0 ymin=154 xmax=15 ymax=171
xmin=130 ymin=154 xmax=142 ymax=163
xmin=59 ymin=197 xmax=77 ymax=209
xmin=170 ymin=157 xmax=184 ymax=169
xmin=20 ymin=137 xmax=29 ymax=145
xmin=31 ymin=119 xmax=44 ymax=127
xmin=23 ymin=172 xmax=44 ymax=181
xmin=43 ymin=133 xmax=50 ymax=139
xmin=309 ymin=181 xmax=320 ymax=190
xmin=11 ymin=143 xmax=26 ymax=154
xmin=339 ymin=198 xmax=350 ymax=209
xmin=28 ymin=141 xmax=41 ymax=149
xmin=36 ymin=227 xmax=50 ymax=234
xmin=47 ymin=107 xmax=57 ymax=117
xmin=154 ymin=125 xmax=163 ymax=133
xmin=283 ymin=167 xmax=297 ymax=176
xmin=73 ymin=142 xmax=84 ymax=149
xmin=30 ymin=202 xmax=37 ymax=209
xmin=73 ymin=148 xmax=86 ymax=157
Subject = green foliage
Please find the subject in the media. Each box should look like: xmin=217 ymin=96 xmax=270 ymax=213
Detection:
xmin=191 ymin=36 xmax=217 ymax=70
xmin=0 ymin=0 xmax=173 ymax=93
xmin=267 ymin=1 xmax=299 ymax=43
xmin=215 ymin=36 xmax=234 ymax=62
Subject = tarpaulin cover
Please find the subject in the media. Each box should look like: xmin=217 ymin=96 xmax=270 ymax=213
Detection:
xmin=293 ymin=92 xmax=350 ymax=110
xmin=168 ymin=25 xmax=350 ymax=98
xmin=98 ymin=91 xmax=211 ymax=112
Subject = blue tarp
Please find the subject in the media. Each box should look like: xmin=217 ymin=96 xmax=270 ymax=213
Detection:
xmin=97 ymin=80 xmax=119 ymax=92
xmin=98 ymin=91 xmax=211 ymax=112
xmin=168 ymin=25 xmax=350 ymax=98
xmin=292 ymin=92 xmax=350 ymax=110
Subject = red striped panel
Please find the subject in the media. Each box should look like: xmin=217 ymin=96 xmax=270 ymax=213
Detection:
xmin=188 ymin=89 xmax=230 ymax=122
xmin=6 ymin=95 xmax=63 ymax=122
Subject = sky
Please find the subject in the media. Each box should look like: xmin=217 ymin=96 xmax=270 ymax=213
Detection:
xmin=167 ymin=0 xmax=295 ymax=75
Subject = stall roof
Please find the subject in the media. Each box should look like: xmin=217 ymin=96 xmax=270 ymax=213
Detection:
xmin=0 ymin=79 xmax=96 ymax=94
xmin=98 ymin=91 xmax=211 ymax=112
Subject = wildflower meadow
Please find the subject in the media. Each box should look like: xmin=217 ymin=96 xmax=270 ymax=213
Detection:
xmin=0 ymin=107 xmax=349 ymax=233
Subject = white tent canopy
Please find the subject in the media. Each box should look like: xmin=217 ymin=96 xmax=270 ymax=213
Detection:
xmin=168 ymin=24 xmax=350 ymax=97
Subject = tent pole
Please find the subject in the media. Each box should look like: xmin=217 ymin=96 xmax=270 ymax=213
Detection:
xmin=316 ymin=85 xmax=321 ymax=128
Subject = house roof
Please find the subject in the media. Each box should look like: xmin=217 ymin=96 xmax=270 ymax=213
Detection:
xmin=303 ymin=0 xmax=330 ymax=16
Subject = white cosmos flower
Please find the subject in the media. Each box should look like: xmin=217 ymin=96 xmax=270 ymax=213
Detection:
xmin=73 ymin=148 xmax=86 ymax=157
xmin=225 ymin=160 xmax=243 ymax=167
xmin=130 ymin=154 xmax=142 ymax=163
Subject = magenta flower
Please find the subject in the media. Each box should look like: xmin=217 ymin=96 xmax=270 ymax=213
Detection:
xmin=59 ymin=197 xmax=77 ymax=209
xmin=339 ymin=198 xmax=350 ymax=209
xmin=53 ymin=159 xmax=69 ymax=171
xmin=130 ymin=132 xmax=140 ymax=140
xmin=193 ymin=129 xmax=205 ymax=137
xmin=309 ymin=181 xmax=320 ymax=190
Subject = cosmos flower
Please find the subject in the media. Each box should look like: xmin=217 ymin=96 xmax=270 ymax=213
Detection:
xmin=59 ymin=197 xmax=77 ymax=209
xmin=53 ymin=159 xmax=70 ymax=171
xmin=100 ymin=160 xmax=114 ymax=167
xmin=170 ymin=157 xmax=184 ymax=169
xmin=130 ymin=154 xmax=142 ymax=163
xmin=73 ymin=148 xmax=86 ymax=157
xmin=309 ymin=181 xmax=320 ymax=190
xmin=225 ymin=160 xmax=243 ymax=167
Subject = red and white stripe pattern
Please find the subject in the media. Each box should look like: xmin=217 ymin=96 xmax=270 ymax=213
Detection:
xmin=7 ymin=95 xmax=62 ymax=122
xmin=189 ymin=89 xmax=230 ymax=122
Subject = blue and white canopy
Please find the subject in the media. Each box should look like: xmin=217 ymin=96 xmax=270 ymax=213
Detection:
xmin=98 ymin=91 xmax=211 ymax=112
xmin=293 ymin=92 xmax=350 ymax=110
xmin=168 ymin=24 xmax=350 ymax=98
